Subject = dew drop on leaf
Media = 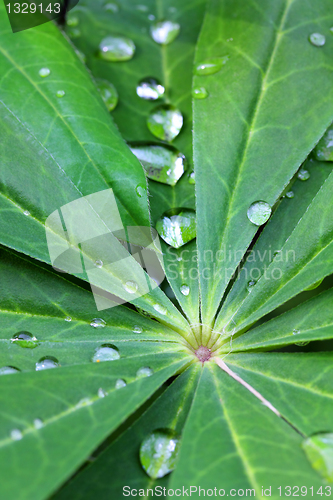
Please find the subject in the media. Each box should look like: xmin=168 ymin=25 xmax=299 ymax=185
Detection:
xmin=295 ymin=341 xmax=310 ymax=346
xmin=247 ymin=280 xmax=256 ymax=292
xmin=90 ymin=318 xmax=106 ymax=328
xmin=297 ymin=168 xmax=310 ymax=181
xmin=94 ymin=259 xmax=103 ymax=268
xmin=115 ymin=378 xmax=127 ymax=389
xmin=66 ymin=14 xmax=79 ymax=26
xmin=153 ymin=303 xmax=167 ymax=315
xmin=139 ymin=429 xmax=180 ymax=478
xmin=314 ymin=126 xmax=333 ymax=161
xmin=104 ymin=2 xmax=119 ymax=12
xmin=0 ymin=366 xmax=20 ymax=375
xmin=56 ymin=90 xmax=65 ymax=98
xmin=33 ymin=418 xmax=44 ymax=429
xmin=136 ymin=366 xmax=154 ymax=378
xmin=136 ymin=5 xmax=148 ymax=12
xmin=133 ymin=326 xmax=143 ymax=334
xmin=195 ymin=56 xmax=229 ymax=76
xmin=65 ymin=316 xmax=72 ymax=322
xmin=302 ymin=433 xmax=333 ymax=481
xmin=150 ymin=20 xmax=180 ymax=45
xmin=192 ymin=86 xmax=208 ymax=99
xmin=92 ymin=344 xmax=120 ymax=362
xmin=292 ymin=328 xmax=301 ymax=335
xmin=23 ymin=210 xmax=30 ymax=216
xmin=309 ymin=33 xmax=326 ymax=47
xmin=35 ymin=356 xmax=59 ymax=371
xmin=11 ymin=331 xmax=39 ymax=349
xmin=136 ymin=185 xmax=146 ymax=197
xmin=180 ymin=284 xmax=190 ymax=296
xmin=11 ymin=429 xmax=23 ymax=441
xmin=156 ymin=208 xmax=196 ymax=248
xmin=97 ymin=388 xmax=107 ymax=398
xmin=130 ymin=143 xmax=186 ymax=186
xmin=136 ymin=77 xmax=165 ymax=100
xmin=39 ymin=68 xmax=50 ymax=78
xmin=98 ymin=36 xmax=135 ymax=62
xmin=123 ymin=280 xmax=138 ymax=294
xmin=188 ymin=171 xmax=195 ymax=184
xmin=285 ymin=190 xmax=294 ymax=199
xmin=247 ymin=201 xmax=271 ymax=226
xmin=147 ymin=104 xmax=183 ymax=141
xmin=95 ymin=79 xmax=118 ymax=111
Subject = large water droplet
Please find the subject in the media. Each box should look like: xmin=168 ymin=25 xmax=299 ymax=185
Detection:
xmin=115 ymin=378 xmax=127 ymax=389
xmin=136 ymin=77 xmax=165 ymax=100
xmin=0 ymin=366 xmax=20 ymax=375
xmin=180 ymin=284 xmax=190 ymax=296
xmin=95 ymin=79 xmax=118 ymax=111
xmin=247 ymin=201 xmax=271 ymax=226
xmin=56 ymin=90 xmax=65 ymax=98
xmin=156 ymin=207 xmax=196 ymax=248
xmin=147 ymin=104 xmax=183 ymax=141
xmin=39 ymin=68 xmax=50 ymax=78
xmin=140 ymin=429 xmax=180 ymax=478
xmin=133 ymin=326 xmax=143 ymax=334
xmin=99 ymin=36 xmax=135 ymax=61
xmin=309 ymin=33 xmax=326 ymax=47
xmin=136 ymin=185 xmax=146 ymax=198
xmin=65 ymin=316 xmax=72 ymax=322
xmin=36 ymin=356 xmax=59 ymax=371
xmin=94 ymin=259 xmax=103 ymax=268
xmin=302 ymin=433 xmax=333 ymax=481
xmin=150 ymin=20 xmax=180 ymax=45
xmin=11 ymin=331 xmax=39 ymax=349
xmin=314 ymin=126 xmax=333 ymax=161
xmin=192 ymin=86 xmax=208 ymax=99
xmin=136 ymin=366 xmax=154 ymax=378
xmin=195 ymin=56 xmax=229 ymax=76
xmin=11 ymin=429 xmax=23 ymax=441
xmin=153 ymin=303 xmax=167 ymax=315
xmin=92 ymin=344 xmax=120 ymax=362
xmin=297 ymin=168 xmax=310 ymax=181
xmin=123 ymin=280 xmax=138 ymax=294
xmin=90 ymin=318 xmax=106 ymax=328
xmin=130 ymin=143 xmax=186 ymax=186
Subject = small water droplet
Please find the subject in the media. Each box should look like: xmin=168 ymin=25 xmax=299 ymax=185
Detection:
xmin=98 ymin=388 xmax=107 ymax=398
xmin=130 ymin=143 xmax=186 ymax=186
xmin=104 ymin=2 xmax=119 ymax=12
xmin=314 ymin=125 xmax=333 ymax=161
xmin=148 ymin=14 xmax=155 ymax=21
xmin=302 ymin=433 xmax=333 ymax=481
xmin=11 ymin=429 xmax=23 ymax=441
xmin=39 ymin=68 xmax=50 ymax=78
xmin=150 ymin=20 xmax=180 ymax=44
xmin=11 ymin=331 xmax=39 ymax=349
xmin=192 ymin=86 xmax=208 ymax=99
xmin=56 ymin=90 xmax=65 ymax=98
xmin=147 ymin=104 xmax=183 ymax=141
xmin=99 ymin=36 xmax=135 ymax=62
xmin=65 ymin=316 xmax=72 ymax=322
xmin=309 ymin=33 xmax=326 ymax=47
xmin=295 ymin=341 xmax=310 ymax=347
xmin=66 ymin=14 xmax=79 ymax=26
xmin=153 ymin=304 xmax=167 ymax=315
xmin=227 ymin=37 xmax=233 ymax=42
xmin=136 ymin=366 xmax=154 ymax=378
xmin=136 ymin=77 xmax=165 ymax=100
xmin=94 ymin=259 xmax=103 ymax=268
xmin=136 ymin=185 xmax=146 ymax=197
xmin=180 ymin=284 xmax=190 ymax=296
xmin=33 ymin=418 xmax=44 ymax=429
xmin=123 ymin=280 xmax=139 ymax=294
xmin=92 ymin=344 xmax=120 ymax=362
xmin=95 ymin=78 xmax=118 ymax=111
xmin=247 ymin=280 xmax=256 ymax=292
xmin=247 ymin=201 xmax=272 ymax=226
xmin=90 ymin=318 xmax=106 ymax=328
xmin=285 ymin=190 xmax=294 ymax=199
xmin=76 ymin=397 xmax=93 ymax=408
xmin=115 ymin=378 xmax=127 ymax=389
xmin=0 ymin=366 xmax=20 ymax=375
xmin=188 ymin=171 xmax=195 ymax=184
xmin=156 ymin=207 xmax=196 ymax=248
xmin=195 ymin=56 xmax=229 ymax=76
xmin=305 ymin=279 xmax=324 ymax=291
xmin=23 ymin=209 xmax=30 ymax=216
xmin=133 ymin=326 xmax=143 ymax=334
xmin=36 ymin=356 xmax=59 ymax=371
xmin=292 ymin=329 xmax=301 ymax=335
xmin=140 ymin=429 xmax=180 ymax=478
xmin=297 ymin=168 xmax=310 ymax=181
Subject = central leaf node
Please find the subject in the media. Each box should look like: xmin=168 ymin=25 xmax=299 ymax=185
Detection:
xmin=195 ymin=345 xmax=212 ymax=363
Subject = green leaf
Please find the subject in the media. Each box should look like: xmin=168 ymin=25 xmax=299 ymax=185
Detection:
xmin=0 ymin=353 xmax=190 ymax=500
xmin=194 ymin=0 xmax=333 ymax=327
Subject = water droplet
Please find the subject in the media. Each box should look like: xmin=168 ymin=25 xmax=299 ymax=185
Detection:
xmin=66 ymin=14 xmax=79 ymax=26
xmin=305 ymin=279 xmax=324 ymax=291
xmin=133 ymin=326 xmax=143 ymax=334
xmin=309 ymin=33 xmax=326 ymax=47
xmin=90 ymin=318 xmax=106 ymax=328
xmin=76 ymin=397 xmax=93 ymax=408
xmin=192 ymin=86 xmax=208 ymax=99
xmin=188 ymin=171 xmax=195 ymax=184
xmin=302 ymin=433 xmax=333 ymax=481
xmin=11 ymin=331 xmax=39 ymax=349
xmin=227 ymin=37 xmax=233 ymax=42
xmin=285 ymin=190 xmax=294 ymax=199
xmin=36 ymin=356 xmax=59 ymax=371
xmin=104 ymin=2 xmax=119 ymax=12
xmin=33 ymin=418 xmax=43 ymax=429
xmin=295 ymin=341 xmax=310 ymax=347
xmin=136 ymin=77 xmax=165 ymax=100
xmin=153 ymin=304 xmax=167 ymax=315
xmin=39 ymin=68 xmax=50 ymax=78
xmin=94 ymin=259 xmax=103 ymax=268
xmin=23 ymin=209 xmax=30 ymax=216
xmin=150 ymin=20 xmax=180 ymax=44
xmin=297 ymin=168 xmax=310 ymax=181
xmin=195 ymin=56 xmax=229 ymax=76
xmin=136 ymin=4 xmax=148 ymax=12
xmin=136 ymin=366 xmax=153 ymax=378
xmin=99 ymin=36 xmax=135 ymax=62
xmin=148 ymin=14 xmax=155 ymax=21
xmin=147 ymin=104 xmax=183 ymax=141
xmin=139 ymin=429 xmax=180 ymax=478
xmin=247 ymin=201 xmax=272 ymax=226
xmin=98 ymin=388 xmax=107 ymax=398
xmin=115 ymin=378 xmax=127 ymax=389
xmin=136 ymin=185 xmax=146 ymax=197
xmin=92 ymin=344 xmax=120 ymax=362
xmin=68 ymin=27 xmax=81 ymax=39
xmin=123 ymin=280 xmax=139 ymax=294
xmin=156 ymin=207 xmax=196 ymax=248
xmin=180 ymin=284 xmax=190 ymax=296
xmin=130 ymin=143 xmax=186 ymax=186
xmin=0 ymin=366 xmax=20 ymax=375
xmin=56 ymin=90 xmax=65 ymax=98
xmin=65 ymin=316 xmax=72 ymax=322
xmin=11 ymin=429 xmax=23 ymax=441
xmin=95 ymin=78 xmax=118 ymax=111
xmin=247 ymin=280 xmax=256 ymax=292
xmin=314 ymin=126 xmax=333 ymax=161
xmin=292 ymin=328 xmax=301 ymax=335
